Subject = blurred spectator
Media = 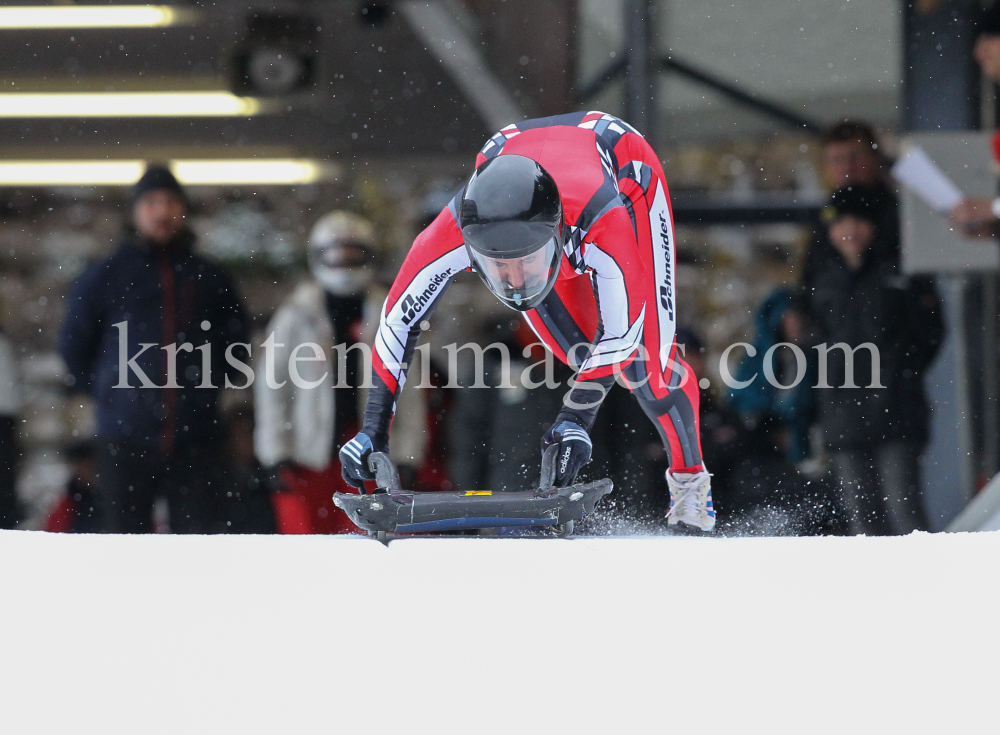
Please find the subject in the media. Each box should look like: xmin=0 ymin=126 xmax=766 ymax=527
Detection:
xmin=724 ymin=292 xmax=840 ymax=535
xmin=805 ymin=120 xmax=898 ymax=290
xmin=59 ymin=165 xmax=250 ymax=533
xmin=950 ymin=7 xmax=1000 ymax=238
xmin=0 ymin=327 xmax=22 ymax=528
xmin=448 ymin=318 xmax=573 ymax=494
xmin=254 ymin=211 xmax=428 ymax=533
xmin=217 ymin=406 xmax=276 ymax=534
xmin=44 ymin=440 xmax=102 ymax=534
xmin=808 ymin=186 xmax=943 ymax=535
xmin=821 ymin=120 xmax=887 ymax=190
xmin=728 ymin=291 xmax=817 ymax=466
xmin=406 ymin=356 xmax=454 ymax=493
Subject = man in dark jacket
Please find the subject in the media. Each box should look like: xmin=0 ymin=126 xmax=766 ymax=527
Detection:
xmin=59 ymin=165 xmax=250 ymax=533
xmin=808 ymin=186 xmax=943 ymax=535
xmin=803 ymin=121 xmax=899 ymax=292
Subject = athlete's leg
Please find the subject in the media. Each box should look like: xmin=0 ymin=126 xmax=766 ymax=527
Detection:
xmin=622 ymin=354 xmax=704 ymax=472
xmin=615 ymin=137 xmax=705 ymax=473
xmin=616 ymin=134 xmax=713 ymax=530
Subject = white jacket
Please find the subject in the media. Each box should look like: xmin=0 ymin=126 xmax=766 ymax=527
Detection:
xmin=254 ymin=280 xmax=428 ymax=471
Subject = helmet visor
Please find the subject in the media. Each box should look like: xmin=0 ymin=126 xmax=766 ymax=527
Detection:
xmin=468 ymin=237 xmax=560 ymax=311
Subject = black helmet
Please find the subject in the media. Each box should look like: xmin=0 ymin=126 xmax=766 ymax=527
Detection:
xmin=459 ymin=154 xmax=565 ymax=311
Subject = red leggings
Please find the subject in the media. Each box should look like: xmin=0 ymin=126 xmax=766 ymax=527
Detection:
xmin=615 ymin=135 xmax=705 ymax=473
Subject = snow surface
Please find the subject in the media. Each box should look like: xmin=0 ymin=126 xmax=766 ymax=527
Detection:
xmin=2 ymin=529 xmax=998 ymax=734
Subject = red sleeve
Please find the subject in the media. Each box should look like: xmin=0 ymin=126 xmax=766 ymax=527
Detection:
xmin=371 ymin=207 xmax=471 ymax=393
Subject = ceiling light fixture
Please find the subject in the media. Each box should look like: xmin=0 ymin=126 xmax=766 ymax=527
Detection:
xmin=0 ymin=159 xmax=336 ymax=186
xmin=0 ymin=92 xmax=262 ymax=117
xmin=170 ymin=159 xmax=332 ymax=185
xmin=0 ymin=5 xmax=196 ymax=29
xmin=0 ymin=160 xmax=146 ymax=185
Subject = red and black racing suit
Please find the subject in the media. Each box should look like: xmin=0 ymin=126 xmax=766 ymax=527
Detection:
xmin=364 ymin=111 xmax=705 ymax=474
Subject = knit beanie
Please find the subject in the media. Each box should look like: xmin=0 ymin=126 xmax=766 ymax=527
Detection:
xmin=133 ymin=165 xmax=187 ymax=207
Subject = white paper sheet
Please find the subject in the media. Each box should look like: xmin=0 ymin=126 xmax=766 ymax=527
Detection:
xmin=891 ymin=144 xmax=965 ymax=213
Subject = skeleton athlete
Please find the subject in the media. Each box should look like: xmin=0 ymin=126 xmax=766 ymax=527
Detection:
xmin=340 ymin=111 xmax=714 ymax=531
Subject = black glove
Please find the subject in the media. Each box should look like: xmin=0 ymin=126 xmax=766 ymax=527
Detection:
xmin=339 ymin=431 xmax=386 ymax=491
xmin=542 ymin=420 xmax=593 ymax=487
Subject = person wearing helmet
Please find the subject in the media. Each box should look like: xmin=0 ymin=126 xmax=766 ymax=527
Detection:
xmin=458 ymin=154 xmax=566 ymax=310
xmin=340 ymin=111 xmax=713 ymax=532
xmin=255 ymin=211 xmax=428 ymax=533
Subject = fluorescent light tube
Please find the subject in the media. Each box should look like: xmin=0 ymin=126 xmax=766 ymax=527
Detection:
xmin=0 ymin=92 xmax=261 ymax=117
xmin=0 ymin=6 xmax=195 ymax=29
xmin=0 ymin=159 xmax=334 ymax=186
xmin=170 ymin=160 xmax=331 ymax=185
xmin=0 ymin=160 xmax=144 ymax=185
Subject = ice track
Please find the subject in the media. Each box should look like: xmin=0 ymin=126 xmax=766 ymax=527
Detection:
xmin=2 ymin=529 xmax=997 ymax=734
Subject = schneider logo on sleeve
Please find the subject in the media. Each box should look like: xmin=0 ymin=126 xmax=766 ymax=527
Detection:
xmin=657 ymin=212 xmax=674 ymax=320
xmin=400 ymin=268 xmax=455 ymax=325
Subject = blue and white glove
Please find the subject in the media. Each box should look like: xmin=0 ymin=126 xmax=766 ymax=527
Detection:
xmin=339 ymin=431 xmax=386 ymax=491
xmin=542 ymin=420 xmax=593 ymax=487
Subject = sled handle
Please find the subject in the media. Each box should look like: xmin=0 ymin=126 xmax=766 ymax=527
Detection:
xmin=368 ymin=452 xmax=402 ymax=494
xmin=539 ymin=444 xmax=559 ymax=491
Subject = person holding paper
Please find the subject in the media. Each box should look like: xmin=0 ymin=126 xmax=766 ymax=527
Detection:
xmin=950 ymin=8 xmax=1000 ymax=237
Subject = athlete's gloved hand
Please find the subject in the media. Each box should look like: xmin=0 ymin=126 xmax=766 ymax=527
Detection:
xmin=339 ymin=430 xmax=387 ymax=491
xmin=542 ymin=420 xmax=593 ymax=487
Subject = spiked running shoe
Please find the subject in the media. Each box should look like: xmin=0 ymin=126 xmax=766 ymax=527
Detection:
xmin=666 ymin=469 xmax=715 ymax=532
